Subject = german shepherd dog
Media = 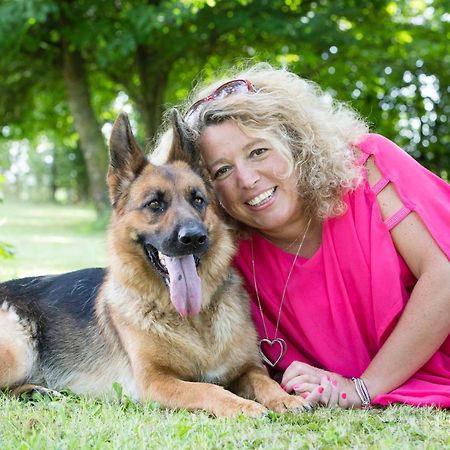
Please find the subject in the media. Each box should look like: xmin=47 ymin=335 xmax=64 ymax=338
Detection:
xmin=0 ymin=112 xmax=308 ymax=417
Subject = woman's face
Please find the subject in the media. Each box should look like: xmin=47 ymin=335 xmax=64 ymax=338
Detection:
xmin=198 ymin=120 xmax=303 ymax=234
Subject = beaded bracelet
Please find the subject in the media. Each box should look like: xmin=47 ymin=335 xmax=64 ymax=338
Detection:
xmin=351 ymin=377 xmax=372 ymax=409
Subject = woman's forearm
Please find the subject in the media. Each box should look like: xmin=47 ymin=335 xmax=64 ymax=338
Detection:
xmin=362 ymin=267 xmax=450 ymax=398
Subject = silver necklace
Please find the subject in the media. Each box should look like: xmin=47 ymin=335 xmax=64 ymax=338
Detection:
xmin=250 ymin=217 xmax=312 ymax=368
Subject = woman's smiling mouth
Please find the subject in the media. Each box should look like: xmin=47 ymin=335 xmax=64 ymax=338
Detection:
xmin=246 ymin=187 xmax=277 ymax=207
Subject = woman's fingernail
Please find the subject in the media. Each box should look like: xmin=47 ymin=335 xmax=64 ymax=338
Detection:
xmin=332 ymin=380 xmax=338 ymax=387
xmin=318 ymin=387 xmax=324 ymax=394
xmin=341 ymin=392 xmax=347 ymax=400
xmin=292 ymin=384 xmax=300 ymax=390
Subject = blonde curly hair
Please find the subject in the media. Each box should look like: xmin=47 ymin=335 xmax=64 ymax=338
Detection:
xmin=154 ymin=62 xmax=368 ymax=219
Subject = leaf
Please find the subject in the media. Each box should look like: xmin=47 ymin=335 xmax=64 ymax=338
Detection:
xmin=112 ymin=382 xmax=123 ymax=401
xmin=0 ymin=242 xmax=15 ymax=259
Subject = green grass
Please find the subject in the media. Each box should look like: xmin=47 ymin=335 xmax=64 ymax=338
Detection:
xmin=0 ymin=201 xmax=449 ymax=449
xmin=0 ymin=393 xmax=448 ymax=450
xmin=0 ymin=201 xmax=107 ymax=281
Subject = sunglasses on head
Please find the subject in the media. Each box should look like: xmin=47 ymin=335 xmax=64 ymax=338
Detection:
xmin=184 ymin=79 xmax=256 ymax=123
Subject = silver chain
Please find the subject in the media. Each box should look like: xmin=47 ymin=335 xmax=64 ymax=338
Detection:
xmin=250 ymin=216 xmax=312 ymax=341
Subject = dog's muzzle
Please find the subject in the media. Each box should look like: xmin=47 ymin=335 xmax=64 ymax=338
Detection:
xmin=141 ymin=221 xmax=209 ymax=317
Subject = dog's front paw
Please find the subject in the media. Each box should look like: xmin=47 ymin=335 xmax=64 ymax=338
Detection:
xmin=215 ymin=398 xmax=268 ymax=418
xmin=266 ymin=394 xmax=310 ymax=413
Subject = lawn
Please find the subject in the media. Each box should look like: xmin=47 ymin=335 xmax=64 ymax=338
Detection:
xmin=0 ymin=201 xmax=107 ymax=281
xmin=0 ymin=201 xmax=448 ymax=449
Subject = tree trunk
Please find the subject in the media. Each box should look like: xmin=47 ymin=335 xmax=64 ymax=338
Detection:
xmin=62 ymin=45 xmax=109 ymax=216
xmin=135 ymin=46 xmax=170 ymax=139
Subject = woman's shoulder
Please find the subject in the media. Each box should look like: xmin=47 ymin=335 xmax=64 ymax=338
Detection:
xmin=354 ymin=133 xmax=450 ymax=259
xmin=356 ymin=133 xmax=414 ymax=161
xmin=355 ymin=133 xmax=448 ymax=186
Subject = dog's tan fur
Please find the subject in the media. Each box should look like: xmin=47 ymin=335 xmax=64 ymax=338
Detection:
xmin=0 ymin=112 xmax=307 ymax=417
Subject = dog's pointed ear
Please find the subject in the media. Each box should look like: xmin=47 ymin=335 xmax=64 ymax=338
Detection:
xmin=166 ymin=108 xmax=198 ymax=166
xmin=108 ymin=112 xmax=149 ymax=207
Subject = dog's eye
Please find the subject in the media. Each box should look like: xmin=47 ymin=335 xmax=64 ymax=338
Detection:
xmin=145 ymin=200 xmax=163 ymax=211
xmin=190 ymin=190 xmax=207 ymax=211
xmin=194 ymin=196 xmax=204 ymax=206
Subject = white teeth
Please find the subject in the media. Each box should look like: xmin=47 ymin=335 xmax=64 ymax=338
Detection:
xmin=246 ymin=188 xmax=275 ymax=207
xmin=158 ymin=251 xmax=167 ymax=268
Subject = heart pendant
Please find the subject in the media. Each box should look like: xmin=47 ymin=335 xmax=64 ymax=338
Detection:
xmin=258 ymin=338 xmax=287 ymax=368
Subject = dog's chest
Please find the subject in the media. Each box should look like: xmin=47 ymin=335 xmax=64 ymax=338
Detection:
xmin=188 ymin=335 xmax=236 ymax=385
xmin=201 ymin=364 xmax=233 ymax=384
xmin=165 ymin=312 xmax=248 ymax=384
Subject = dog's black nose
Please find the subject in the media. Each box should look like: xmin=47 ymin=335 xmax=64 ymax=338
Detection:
xmin=178 ymin=223 xmax=207 ymax=249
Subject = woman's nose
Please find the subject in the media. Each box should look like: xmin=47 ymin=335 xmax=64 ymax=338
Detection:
xmin=235 ymin=164 xmax=260 ymax=189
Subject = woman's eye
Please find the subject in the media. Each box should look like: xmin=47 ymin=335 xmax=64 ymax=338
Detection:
xmin=250 ymin=147 xmax=268 ymax=158
xmin=213 ymin=166 xmax=230 ymax=179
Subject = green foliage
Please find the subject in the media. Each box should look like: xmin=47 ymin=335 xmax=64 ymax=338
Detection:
xmin=0 ymin=0 xmax=448 ymax=203
xmin=0 ymin=173 xmax=14 ymax=259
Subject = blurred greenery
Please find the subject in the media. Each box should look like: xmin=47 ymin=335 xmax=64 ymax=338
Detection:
xmin=0 ymin=0 xmax=448 ymax=219
xmin=0 ymin=201 xmax=107 ymax=279
xmin=0 ymin=241 xmax=15 ymax=259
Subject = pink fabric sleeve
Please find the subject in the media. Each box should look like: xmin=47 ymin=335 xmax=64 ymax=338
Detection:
xmin=356 ymin=134 xmax=450 ymax=259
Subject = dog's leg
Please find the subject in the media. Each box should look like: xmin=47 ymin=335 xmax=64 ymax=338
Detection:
xmin=113 ymin=317 xmax=268 ymax=417
xmin=141 ymin=372 xmax=268 ymax=418
xmin=230 ymin=366 xmax=310 ymax=413
xmin=0 ymin=305 xmax=35 ymax=389
xmin=10 ymin=384 xmax=62 ymax=398
xmin=0 ymin=346 xmax=20 ymax=387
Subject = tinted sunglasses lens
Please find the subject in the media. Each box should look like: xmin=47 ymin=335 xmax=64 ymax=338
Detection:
xmin=214 ymin=81 xmax=249 ymax=99
xmin=185 ymin=80 xmax=254 ymax=121
xmin=185 ymin=100 xmax=203 ymax=120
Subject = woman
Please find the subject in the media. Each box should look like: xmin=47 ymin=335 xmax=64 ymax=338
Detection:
xmin=156 ymin=63 xmax=450 ymax=408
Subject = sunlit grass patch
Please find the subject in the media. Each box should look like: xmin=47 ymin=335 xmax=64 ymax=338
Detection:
xmin=0 ymin=392 xmax=448 ymax=450
xmin=0 ymin=201 xmax=108 ymax=281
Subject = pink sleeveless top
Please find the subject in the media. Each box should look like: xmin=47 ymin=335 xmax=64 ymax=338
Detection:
xmin=233 ymin=134 xmax=450 ymax=407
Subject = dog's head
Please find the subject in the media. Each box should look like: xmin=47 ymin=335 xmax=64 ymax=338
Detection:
xmin=107 ymin=112 xmax=233 ymax=317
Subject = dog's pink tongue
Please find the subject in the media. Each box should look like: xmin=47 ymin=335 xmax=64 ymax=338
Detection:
xmin=165 ymin=255 xmax=202 ymax=317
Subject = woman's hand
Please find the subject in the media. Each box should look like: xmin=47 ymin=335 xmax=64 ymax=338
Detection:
xmin=280 ymin=361 xmax=360 ymax=408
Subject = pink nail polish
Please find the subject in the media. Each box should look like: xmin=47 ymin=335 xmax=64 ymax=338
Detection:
xmin=341 ymin=392 xmax=347 ymax=400
xmin=318 ymin=387 xmax=324 ymax=394
xmin=292 ymin=384 xmax=300 ymax=390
